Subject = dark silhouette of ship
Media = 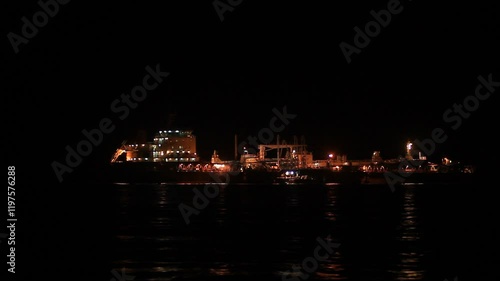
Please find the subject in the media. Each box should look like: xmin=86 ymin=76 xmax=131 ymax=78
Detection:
xmin=105 ymin=130 xmax=475 ymax=185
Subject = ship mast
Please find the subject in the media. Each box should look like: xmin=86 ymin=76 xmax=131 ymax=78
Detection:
xmin=277 ymin=134 xmax=280 ymax=168
xmin=234 ymin=134 xmax=238 ymax=160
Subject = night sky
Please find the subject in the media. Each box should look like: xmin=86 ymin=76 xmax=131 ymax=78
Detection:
xmin=5 ymin=0 xmax=499 ymax=184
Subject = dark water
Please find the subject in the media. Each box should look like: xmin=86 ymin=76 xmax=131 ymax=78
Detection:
xmin=20 ymin=180 xmax=497 ymax=281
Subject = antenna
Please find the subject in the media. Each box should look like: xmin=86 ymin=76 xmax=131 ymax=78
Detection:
xmin=234 ymin=134 xmax=238 ymax=160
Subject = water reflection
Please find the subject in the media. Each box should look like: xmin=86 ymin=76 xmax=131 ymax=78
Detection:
xmin=315 ymin=186 xmax=347 ymax=280
xmin=392 ymin=185 xmax=427 ymax=281
xmin=110 ymin=183 xmax=442 ymax=281
xmin=399 ymin=186 xmax=420 ymax=242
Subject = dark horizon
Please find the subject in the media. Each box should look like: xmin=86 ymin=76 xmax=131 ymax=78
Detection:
xmin=5 ymin=0 xmax=498 ymax=184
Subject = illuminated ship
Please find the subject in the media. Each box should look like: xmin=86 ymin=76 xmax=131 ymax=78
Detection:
xmin=105 ymin=131 xmax=474 ymax=185
xmin=111 ymin=129 xmax=199 ymax=164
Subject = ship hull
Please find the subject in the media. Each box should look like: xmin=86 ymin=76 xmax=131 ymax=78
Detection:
xmin=101 ymin=163 xmax=475 ymax=186
xmin=101 ymin=163 xmax=364 ymax=184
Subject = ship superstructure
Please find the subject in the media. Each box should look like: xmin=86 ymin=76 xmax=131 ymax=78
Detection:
xmin=111 ymin=129 xmax=199 ymax=163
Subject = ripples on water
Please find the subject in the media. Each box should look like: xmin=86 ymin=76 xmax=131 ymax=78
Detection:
xmin=105 ymin=182 xmax=473 ymax=281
